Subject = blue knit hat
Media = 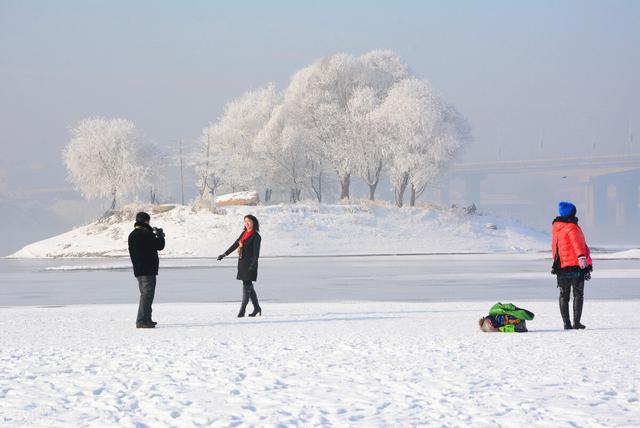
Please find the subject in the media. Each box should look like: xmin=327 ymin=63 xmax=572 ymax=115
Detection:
xmin=558 ymin=201 xmax=577 ymax=217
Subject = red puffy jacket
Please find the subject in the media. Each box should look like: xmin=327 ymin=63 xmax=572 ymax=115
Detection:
xmin=552 ymin=219 xmax=592 ymax=268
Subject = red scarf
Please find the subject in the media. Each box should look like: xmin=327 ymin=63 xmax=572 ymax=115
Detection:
xmin=240 ymin=228 xmax=254 ymax=244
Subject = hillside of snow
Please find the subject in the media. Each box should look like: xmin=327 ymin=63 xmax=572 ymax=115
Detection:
xmin=9 ymin=202 xmax=550 ymax=258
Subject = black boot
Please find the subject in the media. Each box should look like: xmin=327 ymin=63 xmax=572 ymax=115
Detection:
xmin=572 ymin=280 xmax=586 ymax=329
xmin=248 ymin=287 xmax=261 ymax=317
xmin=559 ymin=287 xmax=572 ymax=329
xmin=573 ymin=297 xmax=586 ymax=329
xmin=238 ymin=283 xmax=251 ymax=318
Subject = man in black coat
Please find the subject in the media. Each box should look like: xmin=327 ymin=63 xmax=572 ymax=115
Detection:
xmin=128 ymin=211 xmax=165 ymax=328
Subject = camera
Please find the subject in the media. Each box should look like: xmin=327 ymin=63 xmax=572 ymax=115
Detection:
xmin=153 ymin=227 xmax=165 ymax=238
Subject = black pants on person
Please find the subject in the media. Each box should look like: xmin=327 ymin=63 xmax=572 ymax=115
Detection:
xmin=558 ymin=276 xmax=584 ymax=327
xmin=136 ymin=275 xmax=156 ymax=326
xmin=239 ymin=280 xmax=260 ymax=316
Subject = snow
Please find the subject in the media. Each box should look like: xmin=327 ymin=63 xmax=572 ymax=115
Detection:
xmin=8 ymin=202 xmax=549 ymax=258
xmin=596 ymin=248 xmax=640 ymax=259
xmin=1 ymin=300 xmax=638 ymax=426
xmin=214 ymin=191 xmax=259 ymax=205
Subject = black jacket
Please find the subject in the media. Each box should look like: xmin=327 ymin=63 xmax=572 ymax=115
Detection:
xmin=224 ymin=231 xmax=261 ymax=281
xmin=128 ymin=223 xmax=165 ymax=276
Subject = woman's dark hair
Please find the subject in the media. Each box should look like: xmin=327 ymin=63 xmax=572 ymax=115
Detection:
xmin=244 ymin=214 xmax=259 ymax=232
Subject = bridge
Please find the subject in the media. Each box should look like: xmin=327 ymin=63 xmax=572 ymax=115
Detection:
xmin=444 ymin=154 xmax=640 ymax=227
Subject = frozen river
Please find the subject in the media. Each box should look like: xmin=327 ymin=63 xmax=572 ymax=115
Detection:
xmin=1 ymin=254 xmax=638 ymax=306
xmin=2 ymin=255 xmax=640 ymax=426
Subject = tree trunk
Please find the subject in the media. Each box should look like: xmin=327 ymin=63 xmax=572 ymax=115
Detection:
xmin=110 ymin=189 xmax=117 ymax=211
xmin=290 ymin=188 xmax=301 ymax=203
xmin=311 ymin=173 xmax=322 ymax=203
xmin=150 ymin=187 xmax=157 ymax=205
xmin=264 ymin=188 xmax=272 ymax=203
xmin=410 ymin=184 xmax=416 ymax=207
xmin=394 ymin=173 xmax=409 ymax=207
xmin=339 ymin=173 xmax=350 ymax=200
xmin=367 ymin=160 xmax=383 ymax=201
xmin=368 ymin=183 xmax=378 ymax=201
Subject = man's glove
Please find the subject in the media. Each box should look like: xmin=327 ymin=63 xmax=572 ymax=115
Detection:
xmin=584 ymin=271 xmax=591 ymax=281
xmin=153 ymin=227 xmax=165 ymax=238
xmin=578 ymin=256 xmax=588 ymax=269
xmin=217 ymin=254 xmax=225 ymax=261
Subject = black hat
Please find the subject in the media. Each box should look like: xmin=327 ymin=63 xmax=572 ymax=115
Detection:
xmin=135 ymin=212 xmax=150 ymax=223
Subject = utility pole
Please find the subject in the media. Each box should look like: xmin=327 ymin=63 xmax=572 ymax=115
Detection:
xmin=179 ymin=139 xmax=185 ymax=205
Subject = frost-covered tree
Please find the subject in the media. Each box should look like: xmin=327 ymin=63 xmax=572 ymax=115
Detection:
xmin=196 ymin=84 xmax=280 ymax=199
xmin=196 ymin=49 xmax=469 ymax=205
xmin=381 ymin=78 xmax=469 ymax=207
xmin=138 ymin=142 xmax=169 ymax=204
xmin=255 ymin=105 xmax=311 ymax=202
xmin=63 ymin=117 xmax=145 ymax=210
xmin=408 ymin=104 xmax=470 ymax=206
xmin=282 ymin=54 xmax=364 ymax=200
xmin=194 ymin=124 xmax=225 ymax=200
xmin=279 ymin=51 xmax=416 ymax=201
xmin=348 ymin=87 xmax=388 ymax=200
xmin=353 ymin=51 xmax=412 ymax=200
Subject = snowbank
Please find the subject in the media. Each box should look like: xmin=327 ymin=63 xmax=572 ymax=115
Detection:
xmin=1 ymin=301 xmax=638 ymax=426
xmin=9 ymin=202 xmax=549 ymax=258
xmin=214 ymin=190 xmax=259 ymax=206
xmin=595 ymin=248 xmax=640 ymax=259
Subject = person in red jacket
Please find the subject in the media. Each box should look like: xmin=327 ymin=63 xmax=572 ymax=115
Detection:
xmin=551 ymin=201 xmax=593 ymax=329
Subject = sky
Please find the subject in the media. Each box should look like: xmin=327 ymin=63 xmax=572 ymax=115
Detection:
xmin=0 ymin=0 xmax=639 ymax=254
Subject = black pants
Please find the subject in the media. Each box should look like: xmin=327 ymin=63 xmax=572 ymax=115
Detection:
xmin=558 ymin=276 xmax=584 ymax=324
xmin=239 ymin=280 xmax=260 ymax=314
xmin=136 ymin=275 xmax=156 ymax=325
xmin=558 ymin=276 xmax=584 ymax=301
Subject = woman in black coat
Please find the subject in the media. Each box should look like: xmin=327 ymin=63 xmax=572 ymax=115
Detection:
xmin=217 ymin=214 xmax=262 ymax=317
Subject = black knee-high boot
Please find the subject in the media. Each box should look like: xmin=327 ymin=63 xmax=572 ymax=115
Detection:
xmin=238 ymin=282 xmax=251 ymax=317
xmin=249 ymin=287 xmax=261 ymax=317
xmin=573 ymin=280 xmax=586 ymax=329
xmin=559 ymin=284 xmax=572 ymax=329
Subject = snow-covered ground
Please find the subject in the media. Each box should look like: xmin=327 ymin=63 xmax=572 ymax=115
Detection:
xmin=9 ymin=202 xmax=550 ymax=258
xmin=1 ymin=301 xmax=638 ymax=427
xmin=596 ymin=248 xmax=640 ymax=259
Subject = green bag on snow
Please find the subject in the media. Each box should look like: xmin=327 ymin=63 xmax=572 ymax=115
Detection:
xmin=489 ymin=302 xmax=535 ymax=321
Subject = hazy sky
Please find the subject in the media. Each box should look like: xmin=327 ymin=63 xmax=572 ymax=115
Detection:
xmin=0 ymin=0 xmax=639 ymax=253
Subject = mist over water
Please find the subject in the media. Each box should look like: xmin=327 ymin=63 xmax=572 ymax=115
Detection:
xmin=1 ymin=1 xmax=638 ymax=254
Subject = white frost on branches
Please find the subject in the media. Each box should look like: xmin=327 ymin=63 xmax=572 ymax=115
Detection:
xmin=195 ymin=49 xmax=470 ymax=206
xmin=63 ymin=117 xmax=146 ymax=210
xmin=195 ymin=84 xmax=281 ymax=201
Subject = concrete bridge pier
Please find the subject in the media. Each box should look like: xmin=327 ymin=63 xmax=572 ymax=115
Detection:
xmin=463 ymin=174 xmax=486 ymax=206
xmin=614 ymin=172 xmax=640 ymax=226
xmin=586 ymin=176 xmax=609 ymax=228
xmin=439 ymin=174 xmax=486 ymax=208
xmin=586 ymin=172 xmax=640 ymax=228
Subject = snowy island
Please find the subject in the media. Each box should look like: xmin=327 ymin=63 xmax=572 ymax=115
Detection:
xmin=9 ymin=202 xmax=550 ymax=258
